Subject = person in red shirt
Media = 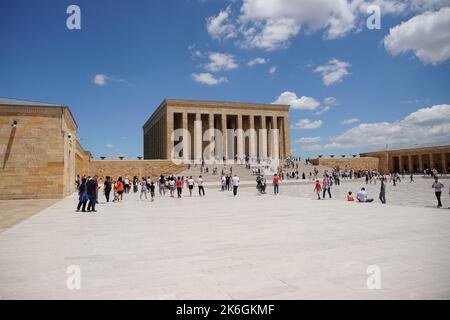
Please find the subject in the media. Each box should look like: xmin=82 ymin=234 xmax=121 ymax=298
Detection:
xmin=273 ymin=173 xmax=280 ymax=195
xmin=176 ymin=176 xmax=183 ymax=198
xmin=314 ymin=180 xmax=322 ymax=200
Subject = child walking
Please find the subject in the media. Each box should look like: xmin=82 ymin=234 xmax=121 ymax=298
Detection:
xmin=314 ymin=180 xmax=322 ymax=200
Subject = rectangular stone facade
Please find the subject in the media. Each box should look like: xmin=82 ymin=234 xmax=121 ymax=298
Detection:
xmin=86 ymin=160 xmax=186 ymax=181
xmin=311 ymin=157 xmax=380 ymax=172
xmin=361 ymin=145 xmax=450 ymax=174
xmin=143 ymin=99 xmax=291 ymax=161
xmin=0 ymin=105 xmax=77 ymax=199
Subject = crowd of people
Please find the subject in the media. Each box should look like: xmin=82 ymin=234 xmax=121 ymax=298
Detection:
xmin=75 ymin=161 xmax=450 ymax=212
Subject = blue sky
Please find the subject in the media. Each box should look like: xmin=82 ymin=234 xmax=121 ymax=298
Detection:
xmin=1 ymin=0 xmax=450 ymax=159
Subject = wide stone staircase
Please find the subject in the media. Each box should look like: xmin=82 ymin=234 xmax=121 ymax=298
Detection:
xmin=177 ymin=161 xmax=332 ymax=183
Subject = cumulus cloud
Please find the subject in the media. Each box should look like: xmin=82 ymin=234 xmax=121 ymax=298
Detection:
xmin=207 ymin=1 xmax=449 ymax=52
xmin=341 ymin=118 xmax=360 ymax=125
xmin=384 ymin=7 xmax=450 ymax=65
xmin=325 ymin=104 xmax=450 ymax=150
xmin=273 ymin=91 xmax=321 ymax=110
xmin=294 ymin=118 xmax=323 ymax=130
xmin=314 ymin=59 xmax=351 ymax=86
xmin=248 ymin=57 xmax=268 ymax=66
xmin=203 ymin=52 xmax=238 ymax=72
xmin=206 ymin=5 xmax=237 ymax=40
xmin=192 ymin=73 xmax=228 ymax=85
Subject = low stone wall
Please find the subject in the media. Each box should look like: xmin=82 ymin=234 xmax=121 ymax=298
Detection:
xmin=86 ymin=160 xmax=186 ymax=181
xmin=312 ymin=157 xmax=380 ymax=171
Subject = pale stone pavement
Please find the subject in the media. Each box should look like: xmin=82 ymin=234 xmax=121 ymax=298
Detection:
xmin=0 ymin=182 xmax=449 ymax=299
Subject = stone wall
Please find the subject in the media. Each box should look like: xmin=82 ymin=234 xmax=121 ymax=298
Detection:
xmin=87 ymin=160 xmax=186 ymax=181
xmin=312 ymin=157 xmax=380 ymax=172
xmin=0 ymin=106 xmax=77 ymax=199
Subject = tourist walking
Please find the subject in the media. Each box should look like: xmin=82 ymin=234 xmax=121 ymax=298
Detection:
xmin=232 ymin=174 xmax=240 ymax=196
xmin=104 ymin=176 xmax=112 ymax=202
xmin=176 ymin=176 xmax=183 ymax=198
xmin=273 ymin=173 xmax=280 ymax=195
xmin=314 ymin=180 xmax=321 ymax=200
xmin=197 ymin=175 xmax=205 ymax=196
xmin=86 ymin=176 xmax=98 ymax=212
xmin=116 ymin=177 xmax=124 ymax=201
xmin=188 ymin=176 xmax=194 ymax=197
xmin=379 ymin=176 xmax=386 ymax=204
xmin=149 ymin=182 xmax=155 ymax=201
xmin=322 ymin=175 xmax=332 ymax=199
xmin=158 ymin=175 xmax=165 ymax=196
xmin=169 ymin=178 xmax=175 ymax=197
xmin=140 ymin=177 xmax=147 ymax=200
xmin=432 ymin=176 xmax=444 ymax=208
xmin=76 ymin=177 xmax=88 ymax=212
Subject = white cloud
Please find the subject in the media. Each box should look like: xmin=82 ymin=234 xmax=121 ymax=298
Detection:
xmin=314 ymin=59 xmax=351 ymax=86
xmin=93 ymin=74 xmax=109 ymax=86
xmin=323 ymin=97 xmax=337 ymax=106
xmin=296 ymin=136 xmax=322 ymax=144
xmin=315 ymin=106 xmax=331 ymax=115
xmin=106 ymin=143 xmax=115 ymax=148
xmin=248 ymin=57 xmax=268 ymax=66
xmin=301 ymin=144 xmax=322 ymax=152
xmin=192 ymin=73 xmax=228 ymax=85
xmin=325 ymin=104 xmax=450 ymax=150
xmin=273 ymin=91 xmax=321 ymax=110
xmin=93 ymin=74 xmax=124 ymax=86
xmin=341 ymin=118 xmax=360 ymax=125
xmin=206 ymin=5 xmax=237 ymax=40
xmin=203 ymin=52 xmax=238 ymax=72
xmin=294 ymin=118 xmax=323 ymax=130
xmin=384 ymin=7 xmax=450 ymax=65
xmin=269 ymin=65 xmax=278 ymax=74
xmin=207 ymin=1 xmax=450 ymax=52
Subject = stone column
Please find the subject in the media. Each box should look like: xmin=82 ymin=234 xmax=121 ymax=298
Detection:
xmin=221 ymin=113 xmax=227 ymax=161
xmin=182 ymin=112 xmax=189 ymax=161
xmin=283 ymin=115 xmax=290 ymax=158
xmin=408 ymin=155 xmax=413 ymax=174
xmin=442 ymin=153 xmax=447 ymax=174
xmin=236 ymin=114 xmax=244 ymax=160
xmin=271 ymin=115 xmax=279 ymax=160
xmin=430 ymin=153 xmax=434 ymax=170
xmin=398 ymin=155 xmax=404 ymax=173
xmin=418 ymin=154 xmax=423 ymax=172
xmin=194 ymin=113 xmax=202 ymax=163
xmin=208 ymin=113 xmax=215 ymax=160
xmin=249 ymin=115 xmax=256 ymax=158
xmin=278 ymin=117 xmax=284 ymax=159
xmin=166 ymin=110 xmax=173 ymax=160
xmin=259 ymin=116 xmax=267 ymax=158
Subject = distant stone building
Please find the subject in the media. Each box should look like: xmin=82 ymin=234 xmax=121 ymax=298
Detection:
xmin=360 ymin=145 xmax=450 ymax=174
xmin=143 ymin=99 xmax=291 ymax=161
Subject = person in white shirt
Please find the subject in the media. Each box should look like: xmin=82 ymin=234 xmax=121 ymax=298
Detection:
xmin=188 ymin=176 xmax=195 ymax=197
xmin=197 ymin=175 xmax=205 ymax=196
xmin=221 ymin=175 xmax=226 ymax=191
xmin=432 ymin=177 xmax=444 ymax=208
xmin=356 ymin=187 xmax=374 ymax=203
xmin=232 ymin=174 xmax=240 ymax=196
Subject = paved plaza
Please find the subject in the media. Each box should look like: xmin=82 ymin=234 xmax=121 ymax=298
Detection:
xmin=1 ymin=179 xmax=450 ymax=299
